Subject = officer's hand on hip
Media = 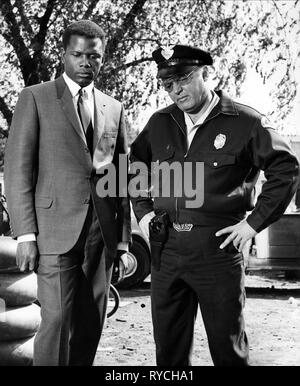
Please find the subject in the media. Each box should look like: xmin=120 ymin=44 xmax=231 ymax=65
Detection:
xmin=16 ymin=241 xmax=39 ymax=272
xmin=215 ymin=220 xmax=257 ymax=252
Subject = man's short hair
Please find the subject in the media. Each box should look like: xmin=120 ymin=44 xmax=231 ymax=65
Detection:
xmin=63 ymin=20 xmax=106 ymax=50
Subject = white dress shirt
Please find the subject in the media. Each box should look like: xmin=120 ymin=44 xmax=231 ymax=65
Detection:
xmin=63 ymin=72 xmax=95 ymax=128
xmin=184 ymin=91 xmax=220 ymax=149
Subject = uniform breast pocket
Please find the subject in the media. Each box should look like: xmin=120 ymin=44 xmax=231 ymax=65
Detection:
xmin=203 ymin=153 xmax=236 ymax=169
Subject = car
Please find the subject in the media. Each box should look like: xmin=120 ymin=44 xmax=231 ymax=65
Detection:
xmin=115 ymin=210 xmax=151 ymax=289
xmin=243 ymin=171 xmax=300 ymax=278
xmin=245 ymin=212 xmax=300 ymax=278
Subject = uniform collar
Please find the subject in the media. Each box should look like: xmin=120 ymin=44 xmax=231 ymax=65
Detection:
xmin=184 ymin=91 xmax=219 ymax=129
xmin=213 ymin=90 xmax=239 ymax=116
xmin=158 ymin=90 xmax=239 ymax=117
xmin=62 ymin=72 xmax=94 ymax=99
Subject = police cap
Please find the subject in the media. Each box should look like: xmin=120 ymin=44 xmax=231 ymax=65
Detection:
xmin=152 ymin=44 xmax=213 ymax=78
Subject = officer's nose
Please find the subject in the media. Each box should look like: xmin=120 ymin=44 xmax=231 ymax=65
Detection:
xmin=172 ymin=81 xmax=183 ymax=94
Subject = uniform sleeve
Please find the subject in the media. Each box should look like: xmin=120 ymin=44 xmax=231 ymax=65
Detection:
xmin=129 ymin=121 xmax=154 ymax=222
xmin=246 ymin=116 xmax=299 ymax=233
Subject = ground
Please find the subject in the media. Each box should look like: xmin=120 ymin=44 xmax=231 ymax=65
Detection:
xmin=95 ymin=271 xmax=300 ymax=366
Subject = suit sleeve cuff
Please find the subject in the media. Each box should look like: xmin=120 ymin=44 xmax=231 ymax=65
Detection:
xmin=117 ymin=242 xmax=129 ymax=252
xmin=17 ymin=233 xmax=36 ymax=243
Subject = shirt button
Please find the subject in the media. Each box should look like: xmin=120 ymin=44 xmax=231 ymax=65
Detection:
xmin=213 ymin=162 xmax=218 ymax=166
xmin=85 ymin=147 xmax=89 ymax=153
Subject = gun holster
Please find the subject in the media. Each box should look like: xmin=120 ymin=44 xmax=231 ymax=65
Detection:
xmin=149 ymin=211 xmax=170 ymax=271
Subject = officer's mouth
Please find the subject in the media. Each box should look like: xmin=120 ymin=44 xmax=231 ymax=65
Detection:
xmin=177 ymin=96 xmax=189 ymax=103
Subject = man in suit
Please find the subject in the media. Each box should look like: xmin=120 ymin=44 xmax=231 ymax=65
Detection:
xmin=4 ymin=20 xmax=131 ymax=366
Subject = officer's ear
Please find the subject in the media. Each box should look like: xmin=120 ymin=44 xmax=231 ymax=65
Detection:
xmin=202 ymin=66 xmax=209 ymax=82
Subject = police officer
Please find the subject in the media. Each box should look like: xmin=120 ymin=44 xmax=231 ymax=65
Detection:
xmin=130 ymin=44 xmax=299 ymax=366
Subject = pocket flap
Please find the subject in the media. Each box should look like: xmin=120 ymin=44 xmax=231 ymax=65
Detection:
xmin=35 ymin=197 xmax=53 ymax=208
xmin=204 ymin=153 xmax=236 ymax=168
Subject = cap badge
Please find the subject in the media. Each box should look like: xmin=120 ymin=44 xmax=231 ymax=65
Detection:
xmin=161 ymin=45 xmax=175 ymax=60
xmin=214 ymin=133 xmax=226 ymax=149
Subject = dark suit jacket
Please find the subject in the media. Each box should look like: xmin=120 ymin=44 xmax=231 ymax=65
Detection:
xmin=4 ymin=75 xmax=131 ymax=255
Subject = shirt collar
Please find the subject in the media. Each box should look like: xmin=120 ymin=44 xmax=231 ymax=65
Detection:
xmin=63 ymin=72 xmax=94 ymax=99
xmin=184 ymin=91 xmax=220 ymax=130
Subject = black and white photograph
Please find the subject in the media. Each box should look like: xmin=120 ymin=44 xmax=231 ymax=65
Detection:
xmin=0 ymin=0 xmax=299 ymax=370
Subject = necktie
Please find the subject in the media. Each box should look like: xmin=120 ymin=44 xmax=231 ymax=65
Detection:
xmin=77 ymin=88 xmax=93 ymax=154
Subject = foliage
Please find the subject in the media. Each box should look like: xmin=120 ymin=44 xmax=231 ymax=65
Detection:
xmin=0 ymin=0 xmax=299 ymax=164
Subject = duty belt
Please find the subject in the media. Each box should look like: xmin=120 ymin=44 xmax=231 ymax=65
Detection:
xmin=173 ymin=222 xmax=193 ymax=232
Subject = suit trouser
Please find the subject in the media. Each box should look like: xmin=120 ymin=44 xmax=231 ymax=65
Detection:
xmin=151 ymin=226 xmax=249 ymax=367
xmin=33 ymin=205 xmax=113 ymax=366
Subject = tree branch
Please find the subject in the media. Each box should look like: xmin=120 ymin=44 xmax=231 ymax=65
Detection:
xmin=14 ymin=0 xmax=34 ymax=36
xmin=83 ymin=0 xmax=100 ymax=19
xmin=112 ymin=56 xmax=153 ymax=72
xmin=27 ymin=0 xmax=59 ymax=83
xmin=32 ymin=0 xmax=58 ymax=49
xmin=46 ymin=0 xmax=72 ymax=29
xmin=271 ymin=0 xmax=285 ymax=24
xmin=105 ymin=0 xmax=148 ymax=57
xmin=0 ymin=0 xmax=32 ymax=77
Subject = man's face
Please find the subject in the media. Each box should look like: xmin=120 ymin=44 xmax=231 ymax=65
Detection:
xmin=63 ymin=34 xmax=104 ymax=87
xmin=164 ymin=67 xmax=208 ymax=114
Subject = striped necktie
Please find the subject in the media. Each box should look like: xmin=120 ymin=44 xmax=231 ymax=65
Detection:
xmin=77 ymin=88 xmax=93 ymax=154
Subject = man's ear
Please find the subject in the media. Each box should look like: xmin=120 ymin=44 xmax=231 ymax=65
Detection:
xmin=61 ymin=49 xmax=66 ymax=64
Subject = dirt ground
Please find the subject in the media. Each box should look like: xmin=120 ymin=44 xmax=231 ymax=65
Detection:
xmin=95 ymin=271 xmax=300 ymax=367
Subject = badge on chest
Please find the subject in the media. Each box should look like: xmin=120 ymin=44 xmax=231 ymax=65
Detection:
xmin=214 ymin=133 xmax=226 ymax=149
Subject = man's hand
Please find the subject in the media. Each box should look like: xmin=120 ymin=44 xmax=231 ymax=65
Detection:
xmin=16 ymin=241 xmax=39 ymax=272
xmin=215 ymin=220 xmax=257 ymax=252
xmin=111 ymin=250 xmax=129 ymax=285
xmin=138 ymin=211 xmax=155 ymax=240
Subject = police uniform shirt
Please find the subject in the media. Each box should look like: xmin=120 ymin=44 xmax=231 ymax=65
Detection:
xmin=184 ymin=91 xmax=219 ymax=149
xmin=130 ymin=90 xmax=299 ymax=233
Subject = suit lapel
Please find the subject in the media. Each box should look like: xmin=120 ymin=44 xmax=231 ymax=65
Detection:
xmin=93 ymin=88 xmax=106 ymax=151
xmin=56 ymin=76 xmax=87 ymax=145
